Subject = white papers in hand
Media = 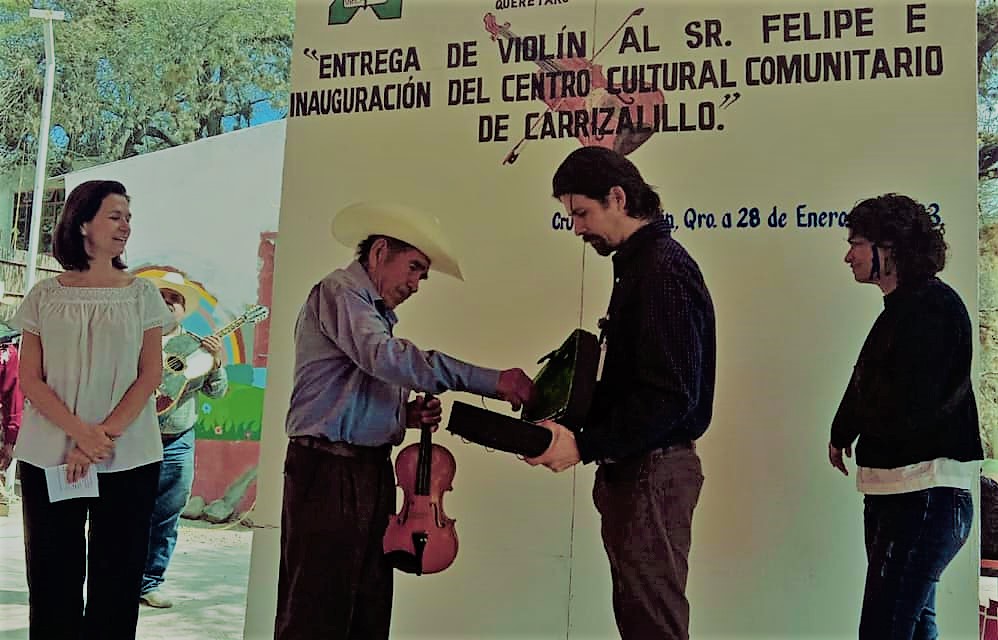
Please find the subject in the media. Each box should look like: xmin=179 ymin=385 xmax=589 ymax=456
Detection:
xmin=44 ymin=465 xmax=99 ymax=502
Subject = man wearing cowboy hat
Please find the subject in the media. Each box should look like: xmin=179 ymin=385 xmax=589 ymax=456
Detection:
xmin=275 ymin=202 xmax=535 ymax=640
xmin=136 ymin=270 xmax=229 ymax=609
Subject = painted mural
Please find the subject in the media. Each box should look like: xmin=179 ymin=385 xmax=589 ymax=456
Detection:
xmin=63 ymin=120 xmax=287 ymax=522
xmin=133 ymin=233 xmax=275 ymax=520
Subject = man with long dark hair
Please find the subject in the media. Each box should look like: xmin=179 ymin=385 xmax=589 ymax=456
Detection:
xmin=526 ymin=147 xmax=716 ymax=640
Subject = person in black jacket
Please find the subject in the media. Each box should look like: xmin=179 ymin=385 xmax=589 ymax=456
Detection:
xmin=829 ymin=193 xmax=982 ymax=640
xmin=526 ymin=146 xmax=716 ymax=640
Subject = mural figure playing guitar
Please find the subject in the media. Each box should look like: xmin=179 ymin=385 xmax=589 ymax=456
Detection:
xmin=136 ymin=270 xmax=230 ymax=609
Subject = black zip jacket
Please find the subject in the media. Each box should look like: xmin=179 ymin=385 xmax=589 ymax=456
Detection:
xmin=830 ymin=277 xmax=983 ymax=468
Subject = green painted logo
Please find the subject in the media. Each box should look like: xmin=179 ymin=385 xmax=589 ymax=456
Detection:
xmin=329 ymin=0 xmax=403 ymax=25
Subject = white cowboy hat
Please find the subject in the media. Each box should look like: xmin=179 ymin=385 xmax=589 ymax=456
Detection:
xmin=138 ymin=271 xmax=201 ymax=319
xmin=331 ymin=202 xmax=464 ymax=280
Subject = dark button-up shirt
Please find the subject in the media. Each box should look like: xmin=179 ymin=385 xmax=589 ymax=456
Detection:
xmin=577 ymin=218 xmax=716 ymax=464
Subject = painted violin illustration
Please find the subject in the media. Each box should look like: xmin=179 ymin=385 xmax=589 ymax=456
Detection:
xmin=483 ymin=8 xmax=665 ymax=164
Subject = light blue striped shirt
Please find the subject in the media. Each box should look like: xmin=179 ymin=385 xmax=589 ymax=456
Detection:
xmin=285 ymin=261 xmax=501 ymax=446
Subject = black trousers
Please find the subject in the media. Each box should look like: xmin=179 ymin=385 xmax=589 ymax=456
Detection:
xmin=19 ymin=460 xmax=161 ymax=640
xmin=594 ymin=444 xmax=704 ymax=640
xmin=275 ymin=440 xmax=395 ymax=640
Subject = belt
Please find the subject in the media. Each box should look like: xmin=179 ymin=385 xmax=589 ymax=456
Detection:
xmin=661 ymin=440 xmax=695 ymax=454
xmin=161 ymin=428 xmax=193 ymax=444
xmin=290 ymin=435 xmax=391 ymax=459
xmin=597 ymin=440 xmax=695 ymax=466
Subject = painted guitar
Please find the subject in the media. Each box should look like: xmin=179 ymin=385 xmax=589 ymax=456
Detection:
xmin=155 ymin=305 xmax=269 ymax=415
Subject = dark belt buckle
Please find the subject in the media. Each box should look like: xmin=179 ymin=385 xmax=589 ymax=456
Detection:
xmin=294 ymin=436 xmax=352 ymax=457
xmin=294 ymin=436 xmax=390 ymax=459
xmin=661 ymin=440 xmax=694 ymax=454
xmin=598 ymin=440 xmax=693 ymax=466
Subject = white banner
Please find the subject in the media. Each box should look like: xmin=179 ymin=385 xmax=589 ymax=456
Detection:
xmin=245 ymin=1 xmax=979 ymax=638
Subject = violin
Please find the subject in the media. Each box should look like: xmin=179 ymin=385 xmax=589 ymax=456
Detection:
xmin=483 ymin=9 xmax=664 ymax=164
xmin=383 ymin=395 xmax=458 ymax=575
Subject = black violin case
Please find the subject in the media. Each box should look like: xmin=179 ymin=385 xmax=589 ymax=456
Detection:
xmin=447 ymin=329 xmax=599 ymax=457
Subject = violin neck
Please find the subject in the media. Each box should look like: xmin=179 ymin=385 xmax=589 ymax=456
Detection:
xmin=416 ymin=424 xmax=433 ymax=495
xmin=501 ymin=26 xmax=517 ymax=41
xmin=537 ymin=59 xmax=559 ymax=74
xmin=496 ymin=24 xmax=562 ymax=74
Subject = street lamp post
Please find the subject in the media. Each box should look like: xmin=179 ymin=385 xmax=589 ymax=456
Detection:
xmin=24 ymin=8 xmax=65 ymax=293
xmin=4 ymin=8 xmax=66 ymax=500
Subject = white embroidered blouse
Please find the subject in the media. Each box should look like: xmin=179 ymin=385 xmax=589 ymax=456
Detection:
xmin=10 ymin=276 xmax=175 ymax=472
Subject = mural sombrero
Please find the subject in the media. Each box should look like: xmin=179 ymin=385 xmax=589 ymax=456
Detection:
xmin=134 ymin=267 xmax=250 ymax=366
xmin=139 ymin=271 xmax=201 ymax=320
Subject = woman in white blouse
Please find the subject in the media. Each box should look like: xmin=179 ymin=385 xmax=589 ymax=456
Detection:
xmin=12 ymin=180 xmax=174 ymax=640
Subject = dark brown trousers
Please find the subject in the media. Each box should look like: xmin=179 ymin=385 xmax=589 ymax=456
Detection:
xmin=275 ymin=440 xmax=395 ymax=640
xmin=594 ymin=444 xmax=704 ymax=640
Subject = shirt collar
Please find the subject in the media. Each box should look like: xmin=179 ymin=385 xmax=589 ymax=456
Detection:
xmin=883 ymin=276 xmax=935 ymax=309
xmin=612 ymin=217 xmax=672 ymax=267
xmin=346 ymin=260 xmax=398 ymax=325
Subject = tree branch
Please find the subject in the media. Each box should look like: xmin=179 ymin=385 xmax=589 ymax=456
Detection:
xmin=981 ymin=137 xmax=998 ymax=179
xmin=145 ymin=125 xmax=182 ymax=147
xmin=980 ymin=3 xmax=998 ymax=74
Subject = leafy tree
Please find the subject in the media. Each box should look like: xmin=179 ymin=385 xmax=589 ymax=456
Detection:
xmin=980 ymin=1 xmax=998 ymax=458
xmin=0 ymin=0 xmax=292 ymax=175
xmin=981 ymin=1 xmax=998 ymax=179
